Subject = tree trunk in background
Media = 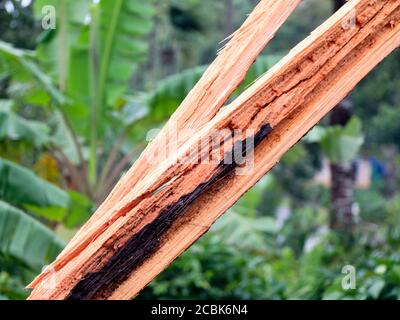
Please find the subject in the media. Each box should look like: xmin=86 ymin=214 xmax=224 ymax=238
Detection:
xmin=224 ymin=0 xmax=234 ymax=38
xmin=329 ymin=0 xmax=356 ymax=237
xmin=329 ymin=101 xmax=356 ymax=233
xmin=330 ymin=161 xmax=356 ymax=232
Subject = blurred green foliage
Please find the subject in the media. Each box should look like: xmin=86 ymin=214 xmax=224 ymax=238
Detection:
xmin=140 ymin=181 xmax=400 ymax=300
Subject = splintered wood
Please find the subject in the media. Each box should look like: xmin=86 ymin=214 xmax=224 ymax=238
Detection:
xmin=29 ymin=0 xmax=400 ymax=300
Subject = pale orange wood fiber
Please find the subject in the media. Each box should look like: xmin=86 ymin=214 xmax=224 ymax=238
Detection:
xmin=29 ymin=0 xmax=301 ymax=289
xmin=28 ymin=0 xmax=400 ymax=300
xmin=77 ymin=0 xmax=301 ymax=230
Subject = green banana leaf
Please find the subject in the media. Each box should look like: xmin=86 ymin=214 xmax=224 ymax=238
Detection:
xmin=67 ymin=0 xmax=154 ymax=111
xmin=0 ymin=100 xmax=50 ymax=148
xmin=0 ymin=158 xmax=93 ymax=227
xmin=320 ymin=117 xmax=364 ymax=164
xmin=212 ymin=211 xmax=276 ymax=251
xmin=0 ymin=158 xmax=69 ymax=209
xmin=0 ymin=201 xmax=64 ymax=272
xmin=0 ymin=41 xmax=65 ymax=105
xmin=46 ymin=0 xmax=155 ymax=162
xmin=213 ymin=176 xmax=277 ymax=251
xmin=97 ymin=0 xmax=154 ymax=106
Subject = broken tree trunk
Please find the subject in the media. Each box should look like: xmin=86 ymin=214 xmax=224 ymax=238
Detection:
xmin=28 ymin=0 xmax=400 ymax=300
xmin=62 ymin=0 xmax=301 ymax=249
xmin=88 ymin=0 xmax=302 ymax=223
xmin=33 ymin=0 xmax=301 ymax=287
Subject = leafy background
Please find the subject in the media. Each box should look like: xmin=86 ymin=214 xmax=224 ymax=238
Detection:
xmin=0 ymin=0 xmax=400 ymax=300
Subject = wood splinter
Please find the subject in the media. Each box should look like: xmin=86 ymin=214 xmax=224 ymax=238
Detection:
xmin=28 ymin=0 xmax=400 ymax=300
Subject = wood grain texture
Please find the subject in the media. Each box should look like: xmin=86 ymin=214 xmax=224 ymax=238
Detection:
xmin=28 ymin=0 xmax=400 ymax=300
xmin=86 ymin=0 xmax=302 ymax=226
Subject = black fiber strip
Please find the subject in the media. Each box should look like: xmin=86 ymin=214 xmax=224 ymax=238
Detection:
xmin=67 ymin=123 xmax=272 ymax=300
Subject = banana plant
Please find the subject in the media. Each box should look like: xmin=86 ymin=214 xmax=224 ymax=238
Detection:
xmin=0 ymin=98 xmax=90 ymax=299
xmin=0 ymin=157 xmax=67 ymax=299
xmin=0 ymin=200 xmax=65 ymax=272
xmin=1 ymin=0 xmax=280 ymax=204
xmin=0 ymin=199 xmax=65 ymax=300
xmin=0 ymin=0 xmax=156 ymax=204
xmin=0 ymin=97 xmax=92 ymax=299
xmin=0 ymin=156 xmax=92 ymax=227
xmin=0 ymin=100 xmax=49 ymax=148
xmin=305 ymin=117 xmax=364 ymax=165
